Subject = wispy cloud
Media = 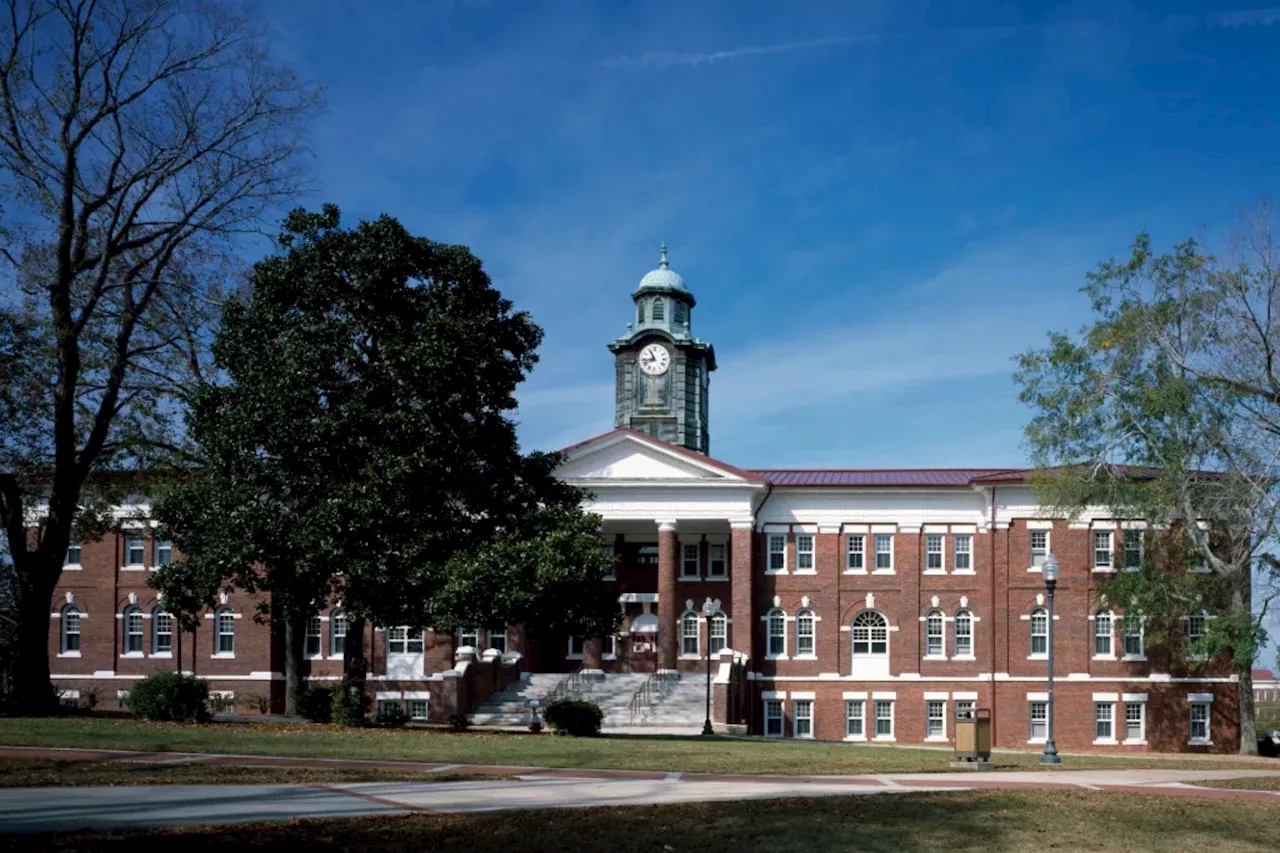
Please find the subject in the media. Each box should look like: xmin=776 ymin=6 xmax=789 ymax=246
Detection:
xmin=1208 ymin=7 xmax=1280 ymax=28
xmin=602 ymin=25 xmax=1024 ymax=70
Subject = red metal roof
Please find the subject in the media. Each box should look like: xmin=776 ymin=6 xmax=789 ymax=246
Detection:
xmin=751 ymin=469 xmax=1028 ymax=488
xmin=1253 ymin=669 xmax=1277 ymax=682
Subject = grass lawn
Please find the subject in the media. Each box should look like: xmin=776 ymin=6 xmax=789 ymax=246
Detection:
xmin=1192 ymin=775 xmax=1280 ymax=791
xmin=2 ymin=716 xmax=1277 ymax=777
xmin=0 ymin=759 xmax=499 ymax=788
xmin=12 ymin=789 xmax=1280 ymax=852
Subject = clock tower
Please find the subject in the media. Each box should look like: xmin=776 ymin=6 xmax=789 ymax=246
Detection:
xmin=609 ymin=244 xmax=716 ymax=454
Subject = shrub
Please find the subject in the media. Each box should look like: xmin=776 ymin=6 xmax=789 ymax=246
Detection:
xmin=543 ymin=699 xmax=604 ymax=737
xmin=242 ymin=693 xmax=271 ymax=715
xmin=374 ymin=702 xmax=407 ymax=728
xmin=127 ymin=671 xmax=210 ymax=723
xmin=447 ymin=713 xmax=471 ymax=732
xmin=299 ymin=685 xmax=335 ymax=723
xmin=331 ymin=686 xmax=369 ymax=727
xmin=80 ymin=685 xmax=101 ymax=711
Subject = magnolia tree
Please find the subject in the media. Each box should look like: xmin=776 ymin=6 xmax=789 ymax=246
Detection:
xmin=0 ymin=0 xmax=318 ymax=713
xmin=1016 ymin=208 xmax=1280 ymax=753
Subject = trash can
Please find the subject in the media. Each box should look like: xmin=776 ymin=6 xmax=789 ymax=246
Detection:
xmin=954 ymin=708 xmax=991 ymax=762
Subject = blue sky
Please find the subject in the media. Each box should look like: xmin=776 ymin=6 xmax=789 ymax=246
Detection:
xmin=263 ymin=0 xmax=1280 ymax=471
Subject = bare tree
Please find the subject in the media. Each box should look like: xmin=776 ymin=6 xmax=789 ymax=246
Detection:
xmin=0 ymin=0 xmax=318 ymax=713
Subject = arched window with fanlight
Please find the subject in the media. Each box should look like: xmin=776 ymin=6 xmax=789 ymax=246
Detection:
xmin=852 ymin=610 xmax=888 ymax=656
xmin=331 ymin=610 xmax=348 ymax=657
xmin=122 ymin=605 xmax=143 ymax=655
xmin=1030 ymin=607 xmax=1048 ymax=657
xmin=708 ymin=611 xmax=727 ymax=655
xmin=681 ymin=611 xmax=699 ymax=657
xmin=924 ymin=609 xmax=945 ymax=658
xmin=215 ymin=607 xmax=236 ymax=655
xmin=152 ymin=608 xmax=173 ymax=655
xmin=795 ymin=609 xmax=815 ymax=657
xmin=954 ymin=609 xmax=973 ymax=657
xmin=766 ymin=608 xmax=786 ymax=658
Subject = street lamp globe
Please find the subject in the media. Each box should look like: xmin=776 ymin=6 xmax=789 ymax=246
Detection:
xmin=702 ymin=597 xmax=719 ymax=617
xmin=1042 ymin=552 xmax=1061 ymax=583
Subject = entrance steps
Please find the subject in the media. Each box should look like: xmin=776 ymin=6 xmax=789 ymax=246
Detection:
xmin=469 ymin=673 xmax=712 ymax=728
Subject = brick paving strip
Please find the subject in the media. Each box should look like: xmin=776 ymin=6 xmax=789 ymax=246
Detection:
xmin=4 ymin=745 xmax=1280 ymax=803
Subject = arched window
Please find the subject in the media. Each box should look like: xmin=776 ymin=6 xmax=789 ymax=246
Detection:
xmin=1030 ymin=607 xmax=1048 ymax=656
xmin=60 ymin=605 xmax=81 ymax=654
xmin=331 ymin=610 xmax=347 ymax=656
xmin=708 ymin=612 xmax=727 ymax=655
xmin=1094 ymin=609 xmax=1113 ymax=656
xmin=766 ymin=608 xmax=786 ymax=657
xmin=681 ymin=611 xmax=699 ymax=656
xmin=1186 ymin=610 xmax=1207 ymax=660
xmin=652 ymin=297 xmax=665 ymax=321
xmin=852 ymin=610 xmax=888 ymax=656
xmin=925 ymin=609 xmax=944 ymax=657
xmin=637 ymin=301 xmax=646 ymax=325
xmin=954 ymin=609 xmax=973 ymax=657
xmin=123 ymin=605 xmax=143 ymax=654
xmin=796 ymin=609 xmax=815 ymax=657
xmin=153 ymin=608 xmax=173 ymax=655
xmin=215 ymin=607 xmax=235 ymax=655
xmin=305 ymin=614 xmax=323 ymax=657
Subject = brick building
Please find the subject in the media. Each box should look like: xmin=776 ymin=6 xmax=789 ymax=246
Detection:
xmin=48 ymin=247 xmax=1242 ymax=751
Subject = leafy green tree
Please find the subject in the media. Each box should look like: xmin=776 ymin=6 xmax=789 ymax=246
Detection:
xmin=153 ymin=206 xmax=617 ymax=715
xmin=0 ymin=0 xmax=317 ymax=714
xmin=1016 ymin=211 xmax=1280 ymax=753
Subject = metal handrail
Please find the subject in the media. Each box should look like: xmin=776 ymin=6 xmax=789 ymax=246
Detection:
xmin=628 ymin=671 xmax=673 ymax=724
xmin=542 ymin=667 xmax=591 ymax=706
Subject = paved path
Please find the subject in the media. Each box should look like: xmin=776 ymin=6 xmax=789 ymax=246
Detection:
xmin=1 ymin=746 xmax=1278 ymax=834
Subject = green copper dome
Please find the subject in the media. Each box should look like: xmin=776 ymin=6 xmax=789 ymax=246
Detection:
xmin=633 ymin=243 xmax=688 ymax=295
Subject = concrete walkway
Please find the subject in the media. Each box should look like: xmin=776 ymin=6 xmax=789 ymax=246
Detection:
xmin=1 ymin=746 xmax=1278 ymax=834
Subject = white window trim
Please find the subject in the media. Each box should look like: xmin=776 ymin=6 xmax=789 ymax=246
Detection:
xmin=1028 ymin=528 xmax=1050 ymax=573
xmin=765 ymin=534 xmax=788 ymax=576
xmin=1028 ymin=698 xmax=1048 ymax=744
xmin=794 ymin=609 xmax=818 ymax=660
xmin=793 ymin=533 xmax=817 ymax=576
xmin=952 ymin=534 xmax=974 ymax=574
xmin=792 ymin=697 xmax=815 ymax=740
xmin=763 ymin=695 xmax=786 ymax=738
xmin=1093 ymin=699 xmax=1118 ymax=745
xmin=566 ymin=636 xmax=585 ymax=661
xmin=679 ymin=611 xmax=702 ymax=660
xmin=844 ymin=534 xmax=867 ymax=575
xmin=679 ymin=540 xmax=701 ymax=581
xmin=1122 ymin=694 xmax=1148 ymax=745
xmin=1188 ymin=693 xmax=1214 ymax=745
xmin=707 ymin=541 xmax=729 ymax=581
xmin=872 ymin=533 xmax=895 ymax=575
xmin=923 ymin=533 xmax=946 ymax=576
xmin=924 ymin=697 xmax=948 ymax=742
xmin=1093 ymin=529 xmax=1115 ymax=572
xmin=763 ymin=608 xmax=788 ymax=660
xmin=872 ymin=697 xmax=896 ymax=742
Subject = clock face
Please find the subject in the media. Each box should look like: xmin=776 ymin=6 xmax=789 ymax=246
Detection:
xmin=638 ymin=343 xmax=671 ymax=376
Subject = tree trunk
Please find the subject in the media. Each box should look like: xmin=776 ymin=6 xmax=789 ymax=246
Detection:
xmin=3 ymin=555 xmax=59 ymax=716
xmin=282 ymin=607 xmax=306 ymax=717
xmin=1239 ymin=669 xmax=1258 ymax=755
xmin=1230 ymin=584 xmax=1259 ymax=755
xmin=343 ymin=616 xmax=367 ymax=692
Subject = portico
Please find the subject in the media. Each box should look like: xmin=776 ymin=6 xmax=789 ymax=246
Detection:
xmin=555 ymin=428 xmax=768 ymax=672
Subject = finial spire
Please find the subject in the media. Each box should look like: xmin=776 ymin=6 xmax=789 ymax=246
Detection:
xmin=659 ymin=242 xmax=669 ymax=269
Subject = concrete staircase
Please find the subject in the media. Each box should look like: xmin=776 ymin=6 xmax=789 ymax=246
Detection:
xmin=469 ymin=673 xmax=711 ymax=729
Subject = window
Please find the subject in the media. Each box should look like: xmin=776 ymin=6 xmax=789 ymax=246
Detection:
xmin=1124 ymin=702 xmax=1145 ymax=743
xmin=925 ymin=610 xmax=944 ymax=657
xmin=954 ymin=610 xmax=973 ymax=657
xmin=1186 ymin=612 xmax=1206 ymax=660
xmin=567 ymin=636 xmax=584 ymax=658
xmin=125 ymin=537 xmax=145 ymax=567
xmin=681 ymin=611 xmax=700 ymax=657
xmin=406 ymin=628 xmax=424 ymax=653
xmin=764 ymin=699 xmax=784 ymax=737
xmin=796 ymin=610 xmax=815 ymax=657
xmin=766 ymin=609 xmax=786 ymax=657
xmin=459 ymin=627 xmax=479 ymax=648
xmin=306 ymin=615 xmax=322 ymax=657
xmin=852 ymin=611 xmax=888 ymax=656
xmin=767 ymin=535 xmax=787 ymax=572
xmin=331 ymin=611 xmax=347 ymax=656
xmin=1190 ymin=702 xmax=1210 ymax=743
xmin=681 ymin=543 xmax=700 ymax=579
xmin=123 ymin=606 xmax=143 ymax=654
xmin=1123 ymin=529 xmax=1142 ymax=570
xmin=1029 ymin=701 xmax=1047 ymax=741
xmin=1095 ymin=702 xmax=1114 ymax=741
xmin=925 ymin=534 xmax=944 ymax=571
xmin=709 ymin=612 xmax=727 ymax=655
xmin=955 ymin=699 xmax=975 ymax=719
xmin=954 ymin=534 xmax=972 ymax=572
xmin=874 ymin=534 xmax=893 ymax=571
xmin=408 ymin=700 xmax=429 ymax=721
xmin=154 ymin=540 xmax=173 ymax=567
xmin=1123 ymin=612 xmax=1144 ymax=658
xmin=489 ymin=627 xmax=507 ymax=653
xmin=1030 ymin=607 xmax=1048 ymax=656
xmin=601 ymin=543 xmax=617 ymax=580
xmin=795 ymin=535 xmax=815 ymax=572
xmin=845 ymin=700 xmax=865 ymax=738
xmin=1094 ymin=610 xmax=1113 ymax=656
xmin=65 ymin=540 xmax=81 ymax=566
xmin=602 ymin=633 xmax=615 ymax=657
xmin=708 ymin=544 xmax=727 ymax=578
xmin=926 ymin=700 xmax=946 ymax=739
xmin=377 ymin=699 xmax=399 ymax=718
xmin=60 ymin=605 xmax=81 ymax=654
xmin=794 ymin=699 xmax=813 ymax=738
xmin=874 ymin=700 xmax=894 ymax=739
xmin=216 ymin=608 xmax=235 ymax=654
xmin=637 ymin=302 xmax=645 ymax=325
xmin=845 ymin=534 xmax=865 ymax=572
xmin=153 ymin=610 xmax=173 ymax=654
xmin=673 ymin=300 xmax=687 ymax=326
xmin=1094 ymin=530 xmax=1113 ymax=569
xmin=1030 ymin=530 xmax=1048 ymax=568
xmin=651 ymin=297 xmax=665 ymax=321
xmin=388 ymin=627 xmax=408 ymax=654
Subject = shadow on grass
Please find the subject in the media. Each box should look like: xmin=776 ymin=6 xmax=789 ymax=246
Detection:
xmin=13 ymin=790 xmax=1280 ymax=853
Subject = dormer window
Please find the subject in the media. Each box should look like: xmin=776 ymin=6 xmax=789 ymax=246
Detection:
xmin=673 ymin=301 xmax=686 ymax=326
xmin=637 ymin=302 xmax=646 ymax=325
xmin=652 ymin=297 xmax=664 ymax=321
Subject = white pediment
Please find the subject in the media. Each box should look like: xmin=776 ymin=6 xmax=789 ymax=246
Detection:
xmin=557 ymin=433 xmax=741 ymax=482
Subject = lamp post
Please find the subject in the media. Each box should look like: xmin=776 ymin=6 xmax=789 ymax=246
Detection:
xmin=1040 ymin=553 xmax=1062 ymax=765
xmin=701 ymin=596 xmax=720 ymax=736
